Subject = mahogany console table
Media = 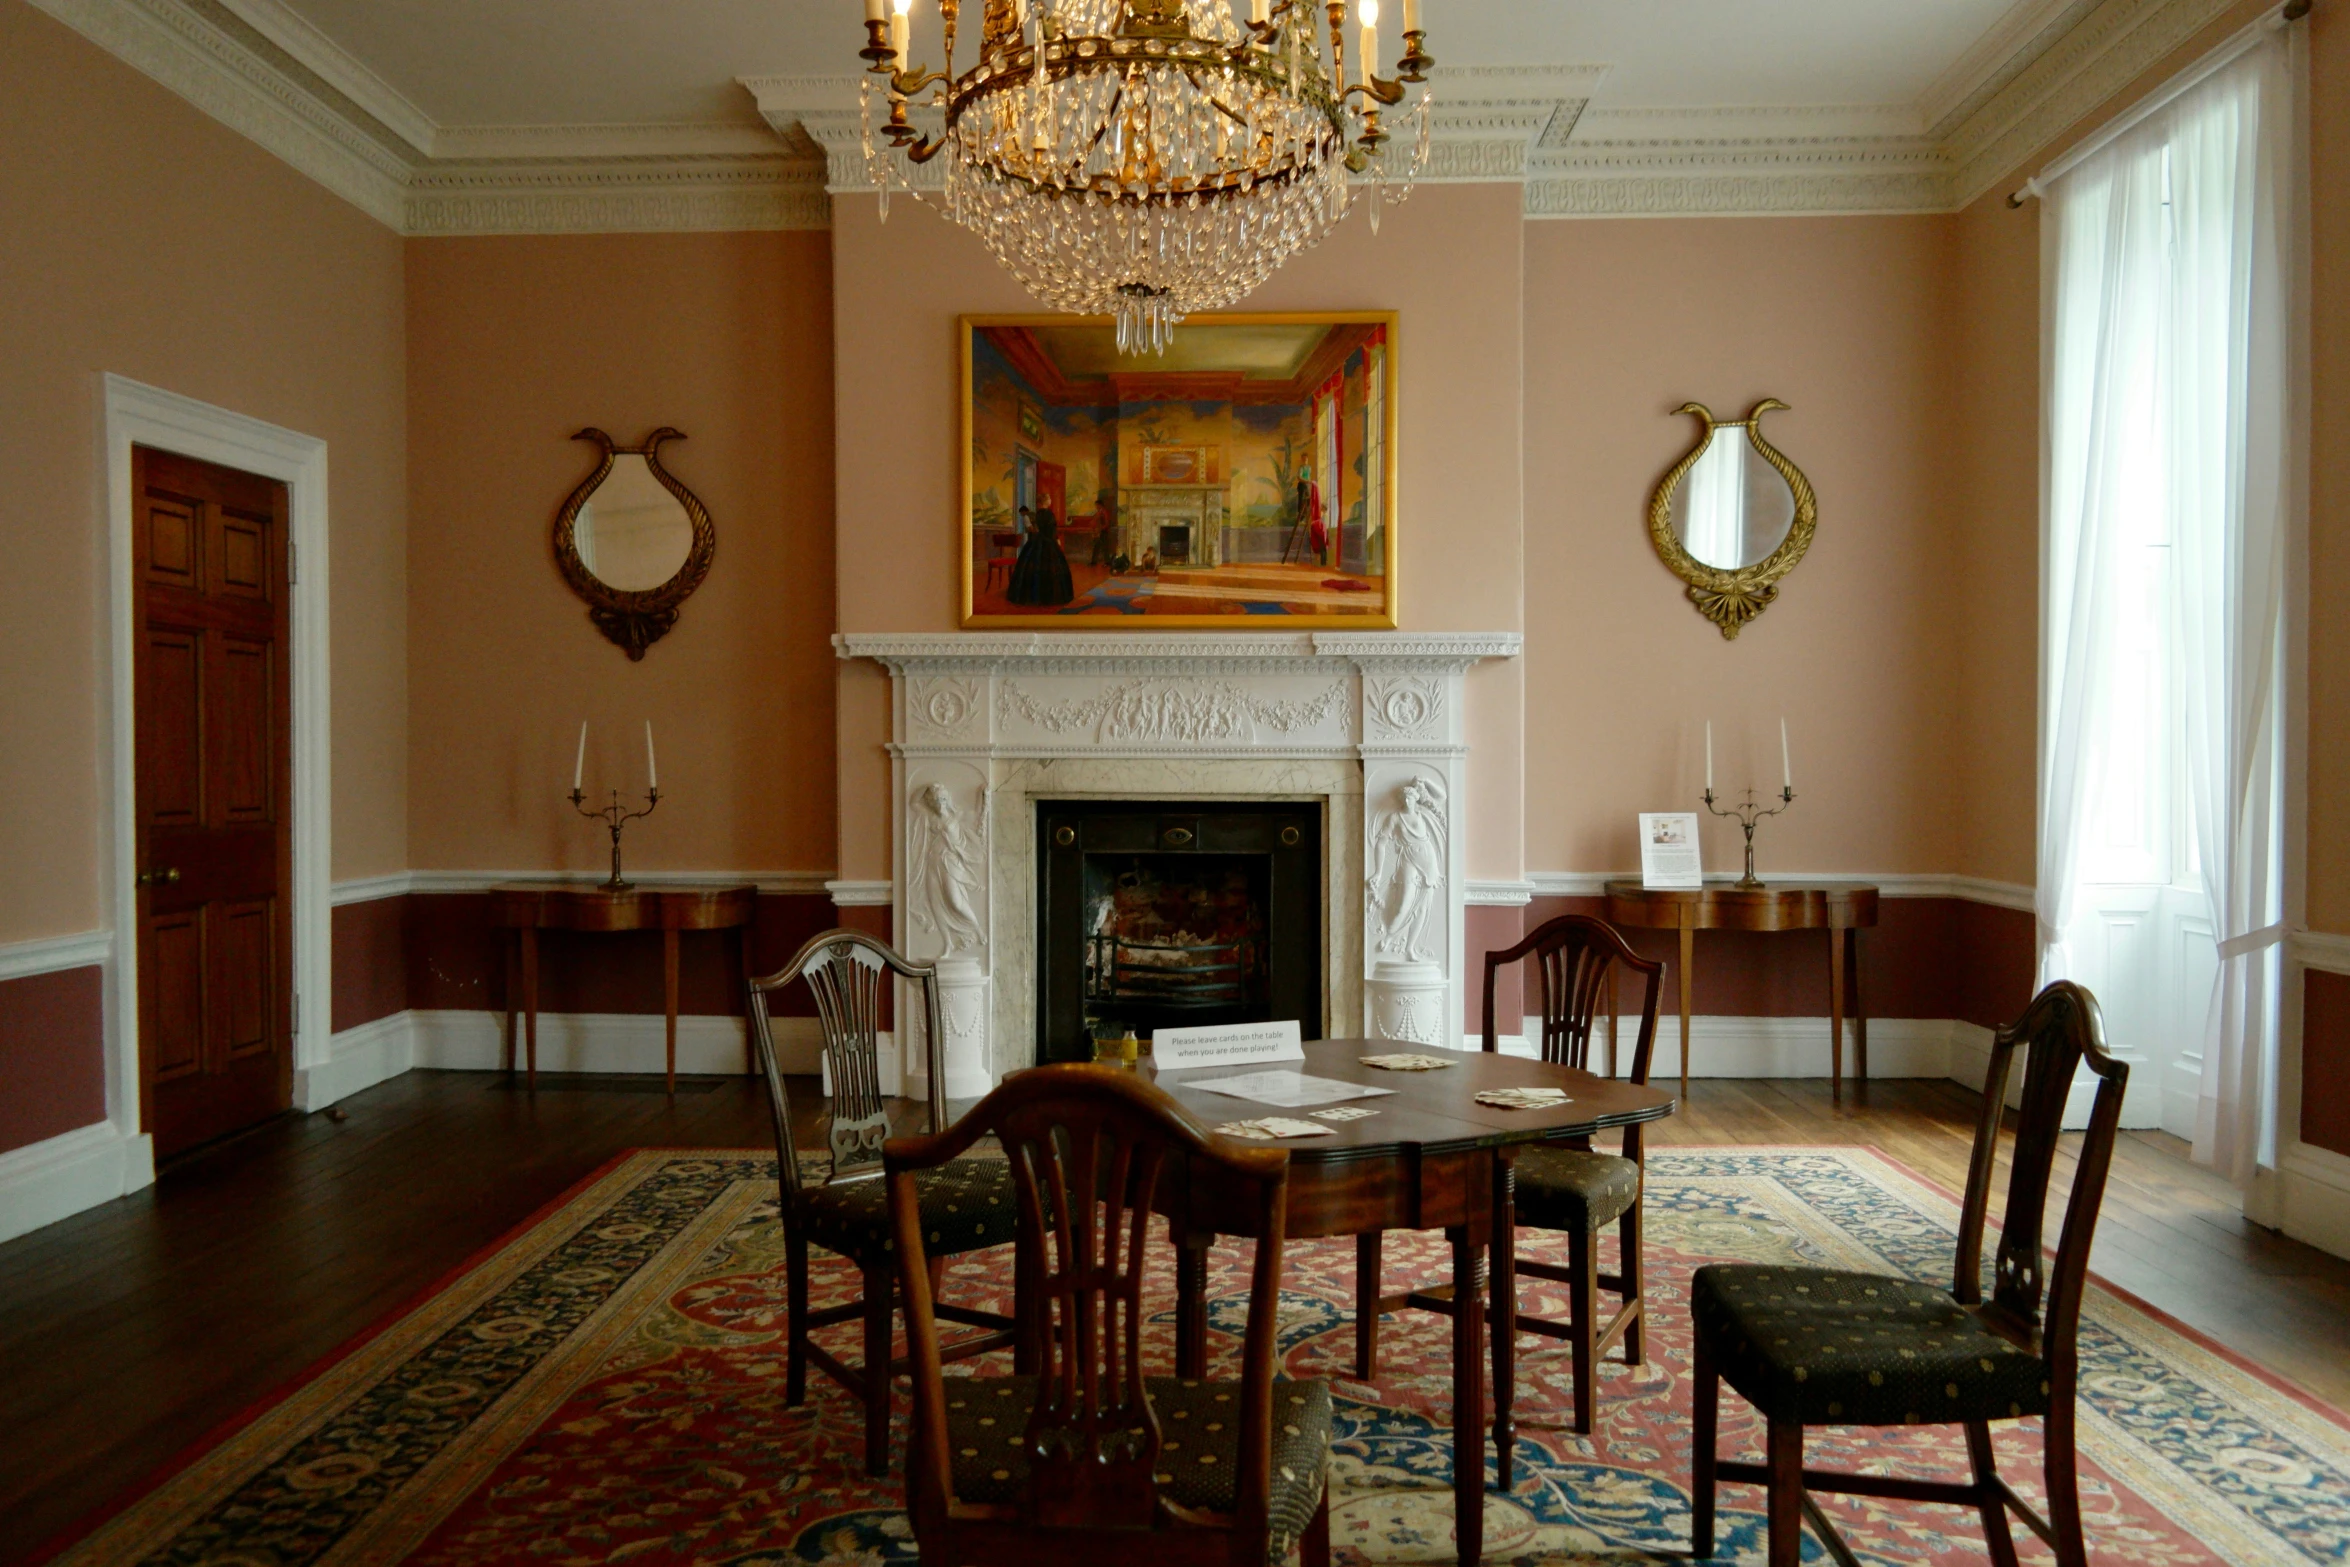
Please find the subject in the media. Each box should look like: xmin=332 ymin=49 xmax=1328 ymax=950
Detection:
xmin=1603 ymin=881 xmax=1879 ymax=1097
xmin=491 ymin=884 xmax=757 ymax=1091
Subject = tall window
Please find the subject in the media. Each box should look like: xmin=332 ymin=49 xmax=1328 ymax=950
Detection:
xmin=2038 ymin=26 xmax=2296 ymax=1179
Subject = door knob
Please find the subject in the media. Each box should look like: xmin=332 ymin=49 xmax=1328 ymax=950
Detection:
xmin=138 ymin=867 xmax=181 ymax=887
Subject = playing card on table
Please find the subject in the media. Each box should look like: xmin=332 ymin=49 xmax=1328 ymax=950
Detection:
xmin=1214 ymin=1117 xmax=1336 ymax=1140
xmin=1358 ymin=1053 xmax=1455 ymax=1071
xmin=1310 ymin=1105 xmax=1379 ymax=1122
xmin=1473 ymin=1086 xmax=1573 ymax=1109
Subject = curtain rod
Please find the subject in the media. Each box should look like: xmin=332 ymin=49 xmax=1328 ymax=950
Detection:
xmin=2007 ymin=0 xmax=2308 ymax=207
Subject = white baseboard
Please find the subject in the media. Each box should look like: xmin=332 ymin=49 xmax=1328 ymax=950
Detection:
xmin=1946 ymin=1018 xmax=2102 ymax=1129
xmin=407 ymin=1008 xmax=828 ymax=1078
xmin=1490 ymin=1015 xmax=1974 ymax=1079
xmin=297 ymin=1010 xmax=419 ymax=1110
xmin=2275 ymin=1141 xmax=2350 ymax=1261
xmin=1945 ymin=1020 xmax=1999 ymax=1092
xmin=0 ymin=1120 xmax=155 ymax=1247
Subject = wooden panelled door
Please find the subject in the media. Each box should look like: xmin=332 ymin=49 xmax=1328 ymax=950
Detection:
xmin=133 ymin=446 xmax=294 ymax=1159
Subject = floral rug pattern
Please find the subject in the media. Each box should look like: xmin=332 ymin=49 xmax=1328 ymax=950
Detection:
xmin=45 ymin=1146 xmax=2350 ymax=1566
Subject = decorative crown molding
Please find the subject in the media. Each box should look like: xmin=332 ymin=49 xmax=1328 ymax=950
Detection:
xmin=1940 ymin=0 xmax=2243 ymax=206
xmin=405 ymin=156 xmax=828 ymax=236
xmin=39 ymin=0 xmax=2264 ymax=229
xmin=30 ymin=0 xmax=831 ymax=235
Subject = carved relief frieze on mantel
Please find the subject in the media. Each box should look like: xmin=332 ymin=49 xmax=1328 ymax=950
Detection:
xmin=999 ymin=675 xmax=1350 ymax=747
xmin=905 ymin=674 xmax=986 ymax=742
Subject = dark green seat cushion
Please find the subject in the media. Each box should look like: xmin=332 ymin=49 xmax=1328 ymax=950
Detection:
xmin=942 ymin=1375 xmax=1331 ymax=1561
xmin=1691 ymin=1264 xmax=2051 ymax=1426
xmin=791 ymin=1156 xmax=1016 ymax=1264
xmin=1513 ymin=1144 xmax=1641 ymax=1232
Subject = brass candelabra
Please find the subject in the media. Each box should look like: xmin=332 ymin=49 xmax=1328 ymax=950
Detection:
xmin=570 ymin=785 xmax=660 ymax=891
xmin=1702 ymin=785 xmax=1795 ymax=890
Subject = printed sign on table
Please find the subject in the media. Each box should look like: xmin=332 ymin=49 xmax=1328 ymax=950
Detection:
xmin=1150 ymin=1019 xmax=1305 ymax=1071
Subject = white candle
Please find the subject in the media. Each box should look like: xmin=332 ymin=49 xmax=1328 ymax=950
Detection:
xmin=573 ymin=721 xmax=587 ymax=792
xmin=1780 ymin=717 xmax=1792 ymax=791
xmin=1359 ymin=0 xmax=1377 ymax=82
xmin=645 ymin=721 xmax=658 ymax=790
xmin=1704 ymin=720 xmax=1713 ymax=794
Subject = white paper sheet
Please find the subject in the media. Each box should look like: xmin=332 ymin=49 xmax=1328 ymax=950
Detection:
xmin=1189 ymin=1070 xmax=1396 ymax=1109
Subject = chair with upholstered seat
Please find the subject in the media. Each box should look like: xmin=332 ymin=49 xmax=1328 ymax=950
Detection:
xmin=1355 ymin=913 xmax=1663 ymax=1443
xmin=748 ymin=928 xmax=1020 ymax=1477
xmin=1689 ymin=980 xmax=2129 ymax=1567
xmin=886 ymin=1063 xmax=1332 ymax=1567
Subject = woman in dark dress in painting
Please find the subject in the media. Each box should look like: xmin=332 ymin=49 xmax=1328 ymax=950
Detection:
xmin=1006 ymin=504 xmax=1074 ymax=606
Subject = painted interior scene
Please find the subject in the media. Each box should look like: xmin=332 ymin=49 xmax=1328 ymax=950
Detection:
xmin=963 ymin=316 xmax=1395 ymax=623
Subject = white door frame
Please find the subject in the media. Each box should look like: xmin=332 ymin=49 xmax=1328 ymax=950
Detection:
xmin=101 ymin=374 xmax=333 ymax=1159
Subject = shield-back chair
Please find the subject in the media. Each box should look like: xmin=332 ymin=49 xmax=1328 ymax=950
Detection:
xmin=1690 ymin=979 xmax=2130 ymax=1567
xmin=887 ymin=1063 xmax=1333 ymax=1567
xmin=1355 ymin=913 xmax=1664 ymax=1446
xmin=748 ymin=928 xmax=1019 ymax=1476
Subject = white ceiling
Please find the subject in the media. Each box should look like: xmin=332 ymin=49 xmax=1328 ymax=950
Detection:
xmin=251 ymin=0 xmax=2061 ymax=138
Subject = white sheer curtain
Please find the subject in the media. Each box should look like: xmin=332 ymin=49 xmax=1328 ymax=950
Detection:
xmin=2039 ymin=31 xmax=2294 ymax=1183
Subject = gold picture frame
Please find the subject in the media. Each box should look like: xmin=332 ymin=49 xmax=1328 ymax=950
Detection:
xmin=959 ymin=311 xmax=1400 ymax=628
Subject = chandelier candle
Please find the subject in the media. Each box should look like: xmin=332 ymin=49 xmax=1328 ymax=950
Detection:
xmin=855 ymin=0 xmax=1434 ymax=353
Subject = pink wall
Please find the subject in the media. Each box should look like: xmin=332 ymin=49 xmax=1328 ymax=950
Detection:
xmin=0 ymin=0 xmax=410 ymax=946
xmin=1521 ymin=215 xmax=1969 ymax=880
xmin=0 ymin=0 xmax=407 ymax=1154
xmin=404 ymin=232 xmax=838 ymax=879
xmin=828 ymin=185 xmax=1529 ymax=881
xmin=2310 ymin=0 xmax=2350 ymax=936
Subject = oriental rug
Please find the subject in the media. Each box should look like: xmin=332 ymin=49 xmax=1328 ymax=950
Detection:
xmin=45 ymin=1146 xmax=2350 ymax=1566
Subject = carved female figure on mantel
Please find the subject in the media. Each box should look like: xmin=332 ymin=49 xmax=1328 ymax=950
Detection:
xmin=1370 ymin=776 xmax=1447 ymax=963
xmin=909 ymin=782 xmax=987 ymax=955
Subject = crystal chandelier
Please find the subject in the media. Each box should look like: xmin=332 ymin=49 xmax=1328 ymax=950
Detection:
xmin=855 ymin=0 xmax=1433 ymax=352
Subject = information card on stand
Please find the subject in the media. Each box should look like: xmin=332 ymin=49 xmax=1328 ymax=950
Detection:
xmin=1639 ymin=812 xmax=1704 ymax=890
xmin=1150 ymin=1019 xmax=1305 ymax=1071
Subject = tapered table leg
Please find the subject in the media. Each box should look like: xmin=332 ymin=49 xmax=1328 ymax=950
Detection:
xmin=1850 ymin=926 xmax=1869 ymax=1083
xmin=1176 ymin=1232 xmax=1213 ymax=1378
xmin=739 ymin=926 xmax=757 ymax=1076
xmin=1678 ymin=912 xmax=1696 ymax=1100
xmin=1450 ymin=1221 xmax=1489 ymax=1563
xmin=1829 ymin=915 xmax=1847 ymax=1097
xmin=521 ymin=925 xmax=539 ymax=1087
xmin=1491 ymin=1155 xmax=1517 ymax=1489
xmin=663 ymin=927 xmax=681 ymax=1095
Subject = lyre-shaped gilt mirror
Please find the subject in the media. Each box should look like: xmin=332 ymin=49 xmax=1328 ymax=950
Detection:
xmin=553 ymin=427 xmax=715 ymax=659
xmin=1647 ymin=399 xmax=1816 ymax=639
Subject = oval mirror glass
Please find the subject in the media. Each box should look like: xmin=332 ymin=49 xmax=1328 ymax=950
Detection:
xmin=1668 ymin=428 xmax=1797 ymax=570
xmin=575 ymin=454 xmax=694 ymax=591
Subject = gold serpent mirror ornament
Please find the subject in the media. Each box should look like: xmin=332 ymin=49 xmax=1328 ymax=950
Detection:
xmin=553 ymin=428 xmax=715 ymax=659
xmin=1647 ymin=399 xmax=1816 ymax=638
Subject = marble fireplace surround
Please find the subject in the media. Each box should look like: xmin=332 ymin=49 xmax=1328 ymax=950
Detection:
xmin=835 ymin=632 xmax=1521 ymax=1096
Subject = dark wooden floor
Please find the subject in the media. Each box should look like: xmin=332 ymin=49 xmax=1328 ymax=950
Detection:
xmin=1 ymin=1070 xmax=2345 ymax=1562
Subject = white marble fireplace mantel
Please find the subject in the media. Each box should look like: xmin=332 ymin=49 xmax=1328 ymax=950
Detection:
xmin=834 ymin=631 xmax=1521 ymax=1095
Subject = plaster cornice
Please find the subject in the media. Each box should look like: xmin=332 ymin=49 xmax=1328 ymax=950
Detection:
xmin=34 ymin=0 xmax=2276 ymax=231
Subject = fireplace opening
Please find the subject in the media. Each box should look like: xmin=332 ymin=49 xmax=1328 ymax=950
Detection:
xmin=1036 ymin=801 xmax=1321 ymax=1064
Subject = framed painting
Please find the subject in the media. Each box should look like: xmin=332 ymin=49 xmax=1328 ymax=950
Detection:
xmin=959 ymin=311 xmax=1400 ymax=628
